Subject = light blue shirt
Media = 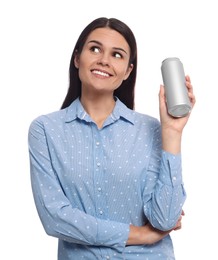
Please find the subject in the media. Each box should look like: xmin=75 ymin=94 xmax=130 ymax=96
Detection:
xmin=28 ymin=97 xmax=186 ymax=260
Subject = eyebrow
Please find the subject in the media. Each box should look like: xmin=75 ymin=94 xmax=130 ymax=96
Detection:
xmin=87 ymin=40 xmax=128 ymax=55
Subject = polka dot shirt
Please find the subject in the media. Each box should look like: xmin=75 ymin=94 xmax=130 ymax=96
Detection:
xmin=28 ymin=97 xmax=185 ymax=259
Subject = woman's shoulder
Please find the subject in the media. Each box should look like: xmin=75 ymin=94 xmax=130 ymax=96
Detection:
xmin=117 ymin=98 xmax=160 ymax=126
xmin=31 ymin=108 xmax=66 ymax=124
xmin=28 ymin=108 xmax=68 ymax=134
xmin=131 ymin=109 xmax=160 ymax=126
xmin=30 ymin=98 xmax=79 ymax=125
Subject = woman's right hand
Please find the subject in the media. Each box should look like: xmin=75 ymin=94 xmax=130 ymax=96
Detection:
xmin=127 ymin=210 xmax=184 ymax=245
xmin=127 ymin=223 xmax=170 ymax=245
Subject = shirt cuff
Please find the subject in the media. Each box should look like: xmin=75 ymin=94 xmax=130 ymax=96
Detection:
xmin=96 ymin=219 xmax=129 ymax=253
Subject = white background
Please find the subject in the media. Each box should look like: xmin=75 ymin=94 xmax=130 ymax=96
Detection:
xmin=1 ymin=0 xmax=217 ymax=259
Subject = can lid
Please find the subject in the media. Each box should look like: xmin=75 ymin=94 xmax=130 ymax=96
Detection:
xmin=162 ymin=57 xmax=180 ymax=64
xmin=168 ymin=104 xmax=191 ymax=118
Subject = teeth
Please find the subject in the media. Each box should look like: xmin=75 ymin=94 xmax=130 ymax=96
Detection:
xmin=92 ymin=70 xmax=109 ymax=77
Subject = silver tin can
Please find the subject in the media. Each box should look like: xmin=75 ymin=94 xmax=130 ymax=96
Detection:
xmin=161 ymin=57 xmax=192 ymax=117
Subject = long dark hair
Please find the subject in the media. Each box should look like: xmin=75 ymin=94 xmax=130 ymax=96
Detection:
xmin=61 ymin=17 xmax=137 ymax=110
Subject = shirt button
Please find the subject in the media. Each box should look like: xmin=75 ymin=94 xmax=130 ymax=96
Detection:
xmin=172 ymin=176 xmax=177 ymax=181
xmin=96 ymin=142 xmax=100 ymax=146
xmin=97 ymin=162 xmax=101 ymax=167
xmin=105 ymin=256 xmax=110 ymax=259
xmin=99 ymin=210 xmax=103 ymax=215
xmin=98 ymin=187 xmax=102 ymax=192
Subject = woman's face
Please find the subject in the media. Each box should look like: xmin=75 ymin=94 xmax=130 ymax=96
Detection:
xmin=74 ymin=27 xmax=133 ymax=96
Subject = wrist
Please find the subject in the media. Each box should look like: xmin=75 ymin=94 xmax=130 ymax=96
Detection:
xmin=127 ymin=225 xmax=143 ymax=245
xmin=162 ymin=128 xmax=182 ymax=154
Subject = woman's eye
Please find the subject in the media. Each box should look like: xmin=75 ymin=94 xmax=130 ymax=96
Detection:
xmin=90 ymin=46 xmax=100 ymax=53
xmin=114 ymin=52 xmax=122 ymax=58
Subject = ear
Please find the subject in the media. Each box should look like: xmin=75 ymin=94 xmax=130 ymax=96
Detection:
xmin=124 ymin=63 xmax=133 ymax=80
xmin=74 ymin=52 xmax=80 ymax=68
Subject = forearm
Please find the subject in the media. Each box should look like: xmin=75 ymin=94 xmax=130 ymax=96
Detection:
xmin=127 ymin=210 xmax=184 ymax=246
xmin=126 ymin=224 xmax=170 ymax=245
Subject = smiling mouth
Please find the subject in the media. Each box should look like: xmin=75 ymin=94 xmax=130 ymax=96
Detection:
xmin=91 ymin=69 xmax=111 ymax=78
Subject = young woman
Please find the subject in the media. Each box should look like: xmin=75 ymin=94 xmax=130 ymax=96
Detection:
xmin=28 ymin=17 xmax=195 ymax=259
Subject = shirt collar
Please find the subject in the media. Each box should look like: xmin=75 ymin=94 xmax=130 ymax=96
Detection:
xmin=65 ymin=97 xmax=135 ymax=125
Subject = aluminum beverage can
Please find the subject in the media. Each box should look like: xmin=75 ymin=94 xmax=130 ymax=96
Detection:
xmin=161 ymin=57 xmax=192 ymax=117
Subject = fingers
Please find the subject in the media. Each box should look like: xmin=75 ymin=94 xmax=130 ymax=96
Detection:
xmin=159 ymin=84 xmax=165 ymax=100
xmin=172 ymin=210 xmax=185 ymax=231
xmin=173 ymin=224 xmax=182 ymax=231
xmin=185 ymin=75 xmax=191 ymax=83
xmin=185 ymin=75 xmax=194 ymax=96
xmin=173 ymin=219 xmax=182 ymax=231
xmin=185 ymin=75 xmax=196 ymax=107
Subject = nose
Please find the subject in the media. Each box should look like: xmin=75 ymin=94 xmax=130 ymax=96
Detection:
xmin=97 ymin=52 xmax=110 ymax=67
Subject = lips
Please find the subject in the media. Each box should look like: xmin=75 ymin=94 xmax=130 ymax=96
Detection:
xmin=91 ymin=69 xmax=112 ymax=78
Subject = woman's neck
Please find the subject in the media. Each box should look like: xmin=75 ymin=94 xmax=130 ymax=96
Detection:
xmin=80 ymin=94 xmax=116 ymax=129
